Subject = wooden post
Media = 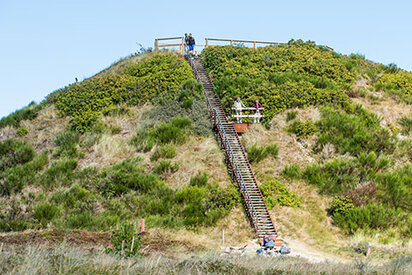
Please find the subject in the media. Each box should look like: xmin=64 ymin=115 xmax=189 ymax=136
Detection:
xmin=131 ymin=236 xmax=135 ymax=252
xmin=154 ymin=39 xmax=158 ymax=51
xmin=230 ymin=40 xmax=233 ymax=46
xmin=366 ymin=242 xmax=371 ymax=257
xmin=141 ymin=219 xmax=145 ymax=233
xmin=205 ymin=38 xmax=209 ymax=48
xmin=254 ymin=41 xmax=257 ymax=49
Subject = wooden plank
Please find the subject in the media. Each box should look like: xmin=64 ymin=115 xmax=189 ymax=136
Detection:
xmin=231 ymin=115 xmax=265 ymax=118
xmin=156 ymin=37 xmax=184 ymax=41
xmin=205 ymin=37 xmax=286 ymax=45
xmin=158 ymin=43 xmax=184 ymax=47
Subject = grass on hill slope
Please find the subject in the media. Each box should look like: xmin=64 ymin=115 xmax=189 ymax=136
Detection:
xmin=0 ymin=51 xmax=243 ymax=236
xmin=1 ymin=42 xmax=412 ymax=262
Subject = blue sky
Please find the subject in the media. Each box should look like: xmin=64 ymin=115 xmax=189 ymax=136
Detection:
xmin=1 ymin=0 xmax=411 ymax=118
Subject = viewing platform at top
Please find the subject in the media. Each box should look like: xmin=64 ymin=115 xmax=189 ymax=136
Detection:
xmin=154 ymin=36 xmax=333 ymax=54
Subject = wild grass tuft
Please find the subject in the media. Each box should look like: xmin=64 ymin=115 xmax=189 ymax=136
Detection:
xmin=247 ymin=143 xmax=278 ymax=163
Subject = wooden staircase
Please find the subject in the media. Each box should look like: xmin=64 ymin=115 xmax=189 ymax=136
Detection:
xmin=188 ymin=56 xmax=282 ymax=243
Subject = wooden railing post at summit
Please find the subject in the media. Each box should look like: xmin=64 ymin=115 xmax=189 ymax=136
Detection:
xmin=154 ymin=37 xmax=334 ymax=54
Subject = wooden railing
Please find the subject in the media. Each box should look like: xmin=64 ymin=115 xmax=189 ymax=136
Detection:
xmin=154 ymin=37 xmax=333 ymax=53
xmin=154 ymin=37 xmax=185 ymax=54
xmin=205 ymin=38 xmax=287 ymax=49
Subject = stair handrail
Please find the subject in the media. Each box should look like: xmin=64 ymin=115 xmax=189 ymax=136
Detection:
xmin=188 ymin=57 xmax=278 ymax=236
xmin=213 ymin=109 xmax=259 ymax=230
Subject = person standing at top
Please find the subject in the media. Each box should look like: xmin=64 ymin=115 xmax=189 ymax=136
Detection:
xmin=188 ymin=33 xmax=195 ymax=56
xmin=184 ymin=33 xmax=189 ymax=55
xmin=253 ymin=99 xmax=262 ymax=123
xmin=234 ymin=97 xmax=246 ymax=123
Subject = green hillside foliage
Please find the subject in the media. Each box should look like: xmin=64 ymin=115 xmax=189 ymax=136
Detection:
xmin=0 ymin=142 xmax=238 ymax=232
xmin=46 ymin=54 xmax=194 ymax=132
xmin=300 ymin=151 xmax=412 ymax=236
xmin=202 ymin=40 xmax=356 ymax=124
xmin=315 ymin=105 xmax=395 ymax=156
xmin=260 ymin=179 xmax=301 ymax=209
xmin=0 ymin=102 xmax=42 ymax=129
xmin=376 ymin=71 xmax=412 ymax=103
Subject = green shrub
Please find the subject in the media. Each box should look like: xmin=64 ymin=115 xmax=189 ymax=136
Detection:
xmin=132 ymin=116 xmax=192 ymax=153
xmin=16 ymin=127 xmax=28 ymax=137
xmin=0 ymin=153 xmax=48 ymax=196
xmin=40 ymin=160 xmax=78 ymax=189
xmin=265 ymin=144 xmax=279 ymax=158
xmin=110 ymin=125 xmax=122 ymax=135
xmin=131 ymin=129 xmax=155 ymax=152
xmin=100 ymin=157 xmax=164 ymax=197
xmin=288 ymin=120 xmax=318 ymax=138
xmin=247 ymin=144 xmax=266 ymax=163
xmin=0 ymin=139 xmax=35 ymax=172
xmin=316 ymin=106 xmax=395 ymax=155
xmin=33 ymin=202 xmax=60 ymax=227
xmin=51 ymin=184 xmax=98 ymax=210
xmin=106 ymin=221 xmax=142 ymax=257
xmin=154 ymin=118 xmax=189 ymax=144
xmin=385 ymin=63 xmax=400 ymax=74
xmin=153 ymin=160 xmax=179 ymax=176
xmin=141 ymin=99 xmax=211 ymax=137
xmin=377 ymin=166 xmax=412 ymax=211
xmin=260 ymin=179 xmax=301 ymax=209
xmin=150 ymin=144 xmax=177 ymax=161
xmin=189 ymin=171 xmax=209 ymax=187
xmin=178 ymin=79 xmax=203 ymax=108
xmin=375 ymin=71 xmax=412 ymax=102
xmin=202 ymin=42 xmax=353 ymax=123
xmin=332 ymin=203 xmax=401 ymax=234
xmin=282 ymin=164 xmax=302 ymax=179
xmin=328 ymin=196 xmax=354 ymax=216
xmin=247 ymin=143 xmax=279 ymax=163
xmin=0 ymin=199 xmax=32 ymax=232
xmin=286 ymin=111 xmax=298 ymax=122
xmin=0 ymin=102 xmax=42 ymax=128
xmin=399 ymin=116 xmax=412 ymax=135
xmin=66 ymin=211 xmax=96 ymax=229
xmin=303 ymin=159 xmax=359 ymax=194
xmin=49 ymin=54 xmax=193 ymax=133
xmin=54 ymin=130 xmax=79 ymax=157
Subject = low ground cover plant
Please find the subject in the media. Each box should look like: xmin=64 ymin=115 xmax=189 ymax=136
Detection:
xmin=46 ymin=54 xmax=194 ymax=133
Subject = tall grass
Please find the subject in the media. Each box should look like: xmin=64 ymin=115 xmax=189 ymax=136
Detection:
xmin=1 ymin=244 xmax=411 ymax=275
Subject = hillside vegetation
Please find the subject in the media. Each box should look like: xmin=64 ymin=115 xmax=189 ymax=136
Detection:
xmin=0 ymin=52 xmax=239 ymax=236
xmin=203 ymin=41 xmax=412 ymax=242
xmin=1 ymin=41 xmax=412 ymax=264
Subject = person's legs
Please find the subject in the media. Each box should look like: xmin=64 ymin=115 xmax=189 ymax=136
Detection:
xmin=236 ymin=110 xmax=240 ymax=123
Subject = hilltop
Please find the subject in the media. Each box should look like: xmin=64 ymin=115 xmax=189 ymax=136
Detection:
xmin=1 ymin=40 xmax=412 ymax=273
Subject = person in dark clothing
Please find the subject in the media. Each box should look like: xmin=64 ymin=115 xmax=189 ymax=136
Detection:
xmin=188 ymin=33 xmax=195 ymax=55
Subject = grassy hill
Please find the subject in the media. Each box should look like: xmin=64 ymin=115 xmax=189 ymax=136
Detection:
xmin=1 ymin=42 xmax=412 ymax=272
xmin=202 ymin=41 xmax=412 ymax=242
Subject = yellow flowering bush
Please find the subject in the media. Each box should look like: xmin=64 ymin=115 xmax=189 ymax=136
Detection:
xmin=48 ymin=55 xmax=193 ymax=132
xmin=202 ymin=40 xmax=356 ymax=123
xmin=376 ymin=71 xmax=412 ymax=96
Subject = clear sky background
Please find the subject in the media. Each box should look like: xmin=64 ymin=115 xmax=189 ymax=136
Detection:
xmin=1 ymin=0 xmax=411 ymax=118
